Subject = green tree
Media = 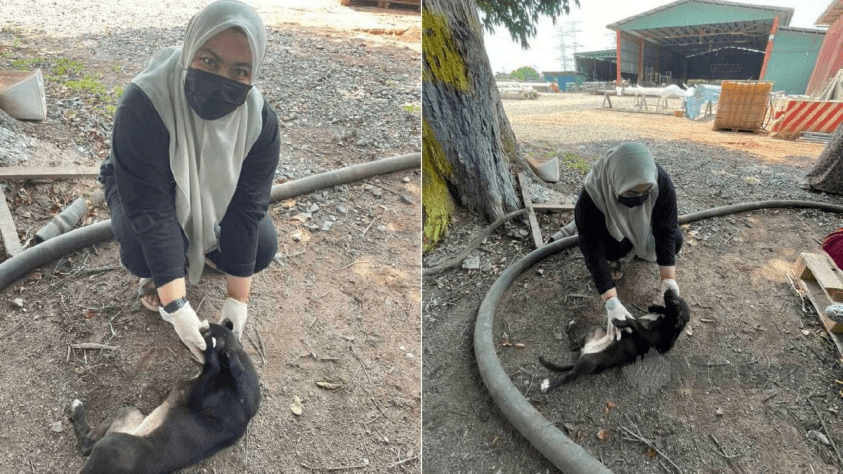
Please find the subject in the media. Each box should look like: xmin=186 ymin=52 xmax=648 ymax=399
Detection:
xmin=422 ymin=0 xmax=578 ymax=250
xmin=509 ymin=66 xmax=541 ymax=82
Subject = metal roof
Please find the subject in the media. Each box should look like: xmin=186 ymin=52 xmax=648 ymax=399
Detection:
xmin=573 ymin=49 xmax=617 ymax=60
xmin=817 ymin=0 xmax=843 ymax=26
xmin=606 ymin=0 xmax=794 ymax=57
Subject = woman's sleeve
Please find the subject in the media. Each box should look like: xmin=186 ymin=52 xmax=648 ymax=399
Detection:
xmin=111 ymin=84 xmax=186 ymax=286
xmin=576 ymin=190 xmax=616 ymax=295
xmin=216 ymin=102 xmax=281 ymax=277
xmin=652 ymin=164 xmax=678 ymax=267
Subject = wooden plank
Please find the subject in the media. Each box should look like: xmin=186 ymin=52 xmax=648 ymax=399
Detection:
xmin=0 ymin=196 xmax=22 ymax=257
xmin=532 ymin=203 xmax=575 ymax=212
xmin=516 ymin=172 xmax=543 ymax=249
xmin=795 ymin=252 xmax=843 ymax=301
xmin=798 ymin=279 xmax=843 ymax=357
xmin=0 ymin=166 xmax=99 ymax=180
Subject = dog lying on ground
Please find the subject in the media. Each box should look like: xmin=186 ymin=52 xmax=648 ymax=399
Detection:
xmin=69 ymin=319 xmax=259 ymax=474
xmin=539 ymin=289 xmax=690 ymax=393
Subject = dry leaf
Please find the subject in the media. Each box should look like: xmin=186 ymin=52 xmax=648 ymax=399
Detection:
xmin=281 ymin=199 xmax=296 ymax=208
xmin=603 ymin=401 xmax=617 ymax=414
xmin=83 ymin=309 xmax=96 ymax=319
xmin=290 ymin=395 xmax=303 ymax=416
xmin=315 ymin=381 xmax=343 ymax=390
xmin=500 ymin=338 xmax=512 ymax=347
xmin=291 ymin=213 xmax=310 ymax=223
xmin=514 ymin=343 xmax=526 ymax=350
xmin=596 ymin=428 xmax=610 ymax=441
xmin=490 ymin=435 xmax=501 ymax=447
xmin=646 ymin=447 xmax=658 ymax=458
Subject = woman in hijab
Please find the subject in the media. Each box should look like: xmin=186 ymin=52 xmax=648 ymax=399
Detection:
xmin=98 ymin=0 xmax=279 ymax=360
xmin=556 ymin=143 xmax=682 ymax=336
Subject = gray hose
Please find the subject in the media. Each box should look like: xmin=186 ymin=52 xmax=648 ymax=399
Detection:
xmin=475 ymin=199 xmax=843 ymax=473
xmin=0 ymin=152 xmax=420 ymax=292
xmin=34 ymin=190 xmax=104 ymax=243
xmin=270 ymin=152 xmax=419 ymax=201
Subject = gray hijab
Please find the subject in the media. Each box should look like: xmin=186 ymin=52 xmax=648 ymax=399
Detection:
xmin=583 ymin=142 xmax=659 ymax=262
xmin=131 ymin=0 xmax=267 ymax=283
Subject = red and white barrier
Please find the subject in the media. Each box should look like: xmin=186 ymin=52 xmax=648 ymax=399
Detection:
xmin=771 ymin=99 xmax=843 ymax=139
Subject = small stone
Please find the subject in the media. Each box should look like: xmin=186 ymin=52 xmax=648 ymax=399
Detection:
xmin=310 ymin=203 xmax=320 ymax=213
xmin=399 ymin=194 xmax=414 ymax=205
xmin=51 ymin=421 xmax=62 ymax=432
xmin=715 ymin=407 xmax=724 ymax=417
xmin=11 ymin=298 xmax=24 ymax=308
xmin=290 ymin=396 xmax=303 ymax=416
xmin=462 ymin=255 xmax=481 ymax=270
xmin=321 ymin=221 xmax=333 ymax=232
xmin=518 ymin=229 xmax=529 ymax=237
xmin=807 ymin=430 xmax=830 ymax=445
xmin=402 ymin=176 xmax=411 ymax=183
xmin=377 ymin=225 xmax=386 ymax=232
xmin=537 ymin=269 xmax=544 ymax=276
xmin=337 ymin=205 xmax=348 ymax=214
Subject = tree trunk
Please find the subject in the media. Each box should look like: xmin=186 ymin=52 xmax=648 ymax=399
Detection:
xmin=803 ymin=123 xmax=843 ymax=195
xmin=422 ymin=0 xmax=521 ymax=251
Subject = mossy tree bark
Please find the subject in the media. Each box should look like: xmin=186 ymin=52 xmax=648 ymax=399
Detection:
xmin=422 ymin=0 xmax=521 ymax=251
xmin=804 ymin=123 xmax=843 ymax=194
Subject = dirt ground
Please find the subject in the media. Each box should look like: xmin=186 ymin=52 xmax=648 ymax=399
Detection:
xmin=423 ymin=93 xmax=843 ymax=473
xmin=0 ymin=1 xmax=420 ymax=473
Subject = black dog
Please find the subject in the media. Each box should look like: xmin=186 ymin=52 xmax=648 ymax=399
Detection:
xmin=69 ymin=320 xmax=259 ymax=474
xmin=539 ymin=289 xmax=689 ymax=393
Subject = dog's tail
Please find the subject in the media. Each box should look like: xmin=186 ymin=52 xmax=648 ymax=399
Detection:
xmin=538 ymin=356 xmax=574 ymax=373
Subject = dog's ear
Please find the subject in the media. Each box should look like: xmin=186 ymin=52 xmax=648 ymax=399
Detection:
xmin=223 ymin=318 xmax=234 ymax=331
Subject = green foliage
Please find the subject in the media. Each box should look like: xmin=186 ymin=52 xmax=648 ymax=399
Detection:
xmin=11 ymin=56 xmax=48 ymax=70
xmin=509 ymin=66 xmax=540 ymax=82
xmin=12 ymin=36 xmax=21 ymax=48
xmin=476 ymin=0 xmax=579 ymax=49
xmin=66 ymin=74 xmax=108 ymax=98
xmin=403 ymin=103 xmax=420 ymax=114
xmin=54 ymin=58 xmax=84 ymax=77
xmin=560 ymin=152 xmax=590 ymax=175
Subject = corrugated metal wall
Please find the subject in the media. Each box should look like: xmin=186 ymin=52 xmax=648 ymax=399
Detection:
xmin=805 ymin=16 xmax=843 ymax=96
xmin=764 ymin=28 xmax=825 ymax=95
xmin=619 ymin=32 xmax=640 ymax=75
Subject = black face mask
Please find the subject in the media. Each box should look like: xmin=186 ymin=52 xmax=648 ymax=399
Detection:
xmin=184 ymin=67 xmax=252 ymax=120
xmin=617 ymin=194 xmax=649 ymax=208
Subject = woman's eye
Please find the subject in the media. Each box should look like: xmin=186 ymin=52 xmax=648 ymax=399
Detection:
xmin=201 ymin=57 xmax=216 ymax=67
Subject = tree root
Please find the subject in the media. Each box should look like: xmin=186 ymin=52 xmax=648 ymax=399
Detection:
xmin=423 ymin=208 xmax=527 ymax=276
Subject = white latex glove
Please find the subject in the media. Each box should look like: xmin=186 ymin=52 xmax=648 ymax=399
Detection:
xmin=659 ymin=278 xmax=680 ymax=296
xmin=159 ymin=302 xmax=209 ymax=362
xmin=605 ymin=296 xmax=633 ymax=341
xmin=220 ymin=297 xmax=248 ymax=341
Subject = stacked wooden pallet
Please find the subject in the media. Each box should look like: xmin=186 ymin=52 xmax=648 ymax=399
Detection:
xmin=794 ymin=252 xmax=843 ymax=356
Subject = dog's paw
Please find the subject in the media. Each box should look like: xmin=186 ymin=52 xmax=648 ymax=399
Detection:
xmin=540 ymin=379 xmax=551 ymax=393
xmin=69 ymin=399 xmax=84 ymax=421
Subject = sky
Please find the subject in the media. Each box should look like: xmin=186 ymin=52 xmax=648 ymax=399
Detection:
xmin=483 ymin=0 xmax=831 ymax=74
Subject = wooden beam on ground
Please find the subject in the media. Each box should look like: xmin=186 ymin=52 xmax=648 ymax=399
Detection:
xmin=0 ymin=196 xmax=22 ymax=257
xmin=533 ymin=203 xmax=575 ymax=212
xmin=517 ymin=172 xmax=543 ymax=249
xmin=0 ymin=166 xmax=99 ymax=180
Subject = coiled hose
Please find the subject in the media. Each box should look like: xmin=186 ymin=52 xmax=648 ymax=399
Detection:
xmin=475 ymin=199 xmax=843 ymax=473
xmin=0 ymin=152 xmax=420 ymax=291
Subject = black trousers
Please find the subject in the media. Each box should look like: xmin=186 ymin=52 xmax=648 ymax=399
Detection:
xmin=605 ymin=226 xmax=684 ymax=261
xmin=104 ymin=178 xmax=277 ymax=280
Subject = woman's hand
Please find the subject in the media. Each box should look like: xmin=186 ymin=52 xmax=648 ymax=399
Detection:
xmin=220 ymin=297 xmax=248 ymax=340
xmin=158 ymin=302 xmax=209 ymax=362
